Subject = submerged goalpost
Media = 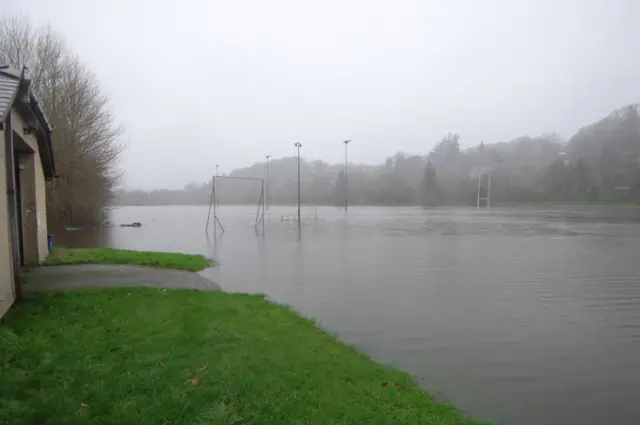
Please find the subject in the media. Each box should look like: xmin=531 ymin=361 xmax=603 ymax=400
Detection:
xmin=205 ymin=175 xmax=265 ymax=236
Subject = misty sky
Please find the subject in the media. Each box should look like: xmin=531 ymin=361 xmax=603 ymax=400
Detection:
xmin=3 ymin=0 xmax=640 ymax=189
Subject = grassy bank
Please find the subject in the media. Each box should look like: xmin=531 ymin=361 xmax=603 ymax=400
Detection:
xmin=44 ymin=247 xmax=212 ymax=271
xmin=0 ymin=289 xmax=486 ymax=425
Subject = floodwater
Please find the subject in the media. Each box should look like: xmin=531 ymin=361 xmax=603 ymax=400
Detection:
xmin=55 ymin=205 xmax=640 ymax=425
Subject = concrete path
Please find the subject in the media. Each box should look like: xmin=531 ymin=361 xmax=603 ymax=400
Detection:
xmin=24 ymin=264 xmax=221 ymax=292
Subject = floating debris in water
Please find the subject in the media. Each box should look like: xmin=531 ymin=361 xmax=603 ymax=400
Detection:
xmin=120 ymin=222 xmax=142 ymax=228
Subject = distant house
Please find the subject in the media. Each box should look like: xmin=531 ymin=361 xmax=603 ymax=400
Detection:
xmin=0 ymin=65 xmax=56 ymax=318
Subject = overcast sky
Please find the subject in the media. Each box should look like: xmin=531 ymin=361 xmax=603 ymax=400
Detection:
xmin=3 ymin=0 xmax=640 ymax=189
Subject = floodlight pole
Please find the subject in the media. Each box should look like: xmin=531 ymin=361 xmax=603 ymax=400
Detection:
xmin=254 ymin=181 xmax=264 ymax=233
xmin=476 ymin=170 xmax=481 ymax=210
xmin=206 ymin=175 xmax=215 ymax=236
xmin=210 ymin=176 xmax=224 ymax=234
xmin=294 ymin=142 xmax=302 ymax=223
xmin=343 ymin=140 xmax=350 ymax=214
xmin=265 ymin=155 xmax=271 ymax=210
xmin=213 ymin=176 xmax=216 ymax=234
xmin=215 ymin=164 xmax=220 ymax=208
xmin=258 ymin=178 xmax=265 ymax=234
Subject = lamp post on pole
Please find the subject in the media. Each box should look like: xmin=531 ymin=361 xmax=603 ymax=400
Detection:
xmin=294 ymin=142 xmax=302 ymax=223
xmin=343 ymin=140 xmax=350 ymax=214
xmin=215 ymin=164 xmax=220 ymax=208
xmin=265 ymin=155 xmax=271 ymax=211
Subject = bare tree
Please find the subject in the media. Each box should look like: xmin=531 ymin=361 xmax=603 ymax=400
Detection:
xmin=0 ymin=15 xmax=125 ymax=224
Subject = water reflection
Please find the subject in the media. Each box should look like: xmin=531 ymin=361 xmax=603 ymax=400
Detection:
xmin=57 ymin=205 xmax=640 ymax=425
xmin=50 ymin=225 xmax=113 ymax=249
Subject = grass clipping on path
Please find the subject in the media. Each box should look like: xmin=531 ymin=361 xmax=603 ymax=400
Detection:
xmin=44 ymin=247 xmax=212 ymax=271
xmin=0 ymin=289 xmax=487 ymax=425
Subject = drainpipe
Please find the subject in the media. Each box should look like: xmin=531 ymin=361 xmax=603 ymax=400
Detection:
xmin=4 ymin=111 xmax=23 ymax=301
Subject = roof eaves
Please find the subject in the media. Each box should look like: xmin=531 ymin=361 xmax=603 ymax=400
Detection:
xmin=0 ymin=64 xmax=21 ymax=123
xmin=0 ymin=65 xmax=57 ymax=179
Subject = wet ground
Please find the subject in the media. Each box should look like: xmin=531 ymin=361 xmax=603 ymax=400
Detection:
xmin=54 ymin=205 xmax=640 ymax=425
xmin=25 ymin=264 xmax=220 ymax=292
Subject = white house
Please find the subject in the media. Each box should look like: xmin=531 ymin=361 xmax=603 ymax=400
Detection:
xmin=0 ymin=65 xmax=56 ymax=318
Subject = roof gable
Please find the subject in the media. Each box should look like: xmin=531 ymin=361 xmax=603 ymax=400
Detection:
xmin=0 ymin=64 xmax=56 ymax=179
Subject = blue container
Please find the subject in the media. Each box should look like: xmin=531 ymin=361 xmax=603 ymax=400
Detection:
xmin=47 ymin=234 xmax=53 ymax=251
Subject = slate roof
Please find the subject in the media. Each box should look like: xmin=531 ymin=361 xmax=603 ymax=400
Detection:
xmin=0 ymin=64 xmax=56 ymax=179
xmin=0 ymin=65 xmax=21 ymax=123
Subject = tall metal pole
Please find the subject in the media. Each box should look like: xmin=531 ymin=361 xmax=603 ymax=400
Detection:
xmin=265 ymin=155 xmax=271 ymax=211
xmin=343 ymin=140 xmax=350 ymax=214
xmin=487 ymin=168 xmax=492 ymax=210
xmin=215 ymin=164 xmax=220 ymax=208
xmin=476 ymin=170 xmax=481 ymax=210
xmin=212 ymin=176 xmax=217 ymax=234
xmin=206 ymin=175 xmax=215 ymax=236
xmin=294 ymin=142 xmax=302 ymax=223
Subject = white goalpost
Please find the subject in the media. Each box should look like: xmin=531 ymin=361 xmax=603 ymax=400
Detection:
xmin=205 ymin=175 xmax=265 ymax=236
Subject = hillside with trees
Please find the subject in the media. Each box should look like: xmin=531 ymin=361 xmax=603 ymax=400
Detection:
xmin=561 ymin=105 xmax=640 ymax=201
xmin=113 ymin=104 xmax=640 ymax=207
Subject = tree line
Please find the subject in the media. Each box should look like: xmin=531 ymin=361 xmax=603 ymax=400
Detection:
xmin=113 ymin=103 xmax=640 ymax=207
xmin=0 ymin=16 xmax=124 ymax=225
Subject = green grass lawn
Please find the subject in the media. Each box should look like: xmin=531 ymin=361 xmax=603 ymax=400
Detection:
xmin=44 ymin=247 xmax=212 ymax=271
xmin=0 ymin=289 xmax=487 ymax=425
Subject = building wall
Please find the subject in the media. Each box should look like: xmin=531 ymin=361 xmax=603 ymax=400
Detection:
xmin=1 ymin=109 xmax=51 ymax=319
xmin=0 ymin=127 xmax=16 ymax=318
xmin=11 ymin=112 xmax=48 ymax=263
xmin=20 ymin=151 xmax=40 ymax=264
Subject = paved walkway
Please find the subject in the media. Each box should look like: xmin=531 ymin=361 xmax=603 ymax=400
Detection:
xmin=24 ymin=264 xmax=221 ymax=292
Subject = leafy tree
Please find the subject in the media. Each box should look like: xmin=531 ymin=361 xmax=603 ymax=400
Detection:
xmin=0 ymin=16 xmax=124 ymax=224
xmin=544 ymin=159 xmax=574 ymax=200
xmin=573 ymin=159 xmax=591 ymax=200
xmin=375 ymin=172 xmax=413 ymax=204
xmin=430 ymin=133 xmax=460 ymax=168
